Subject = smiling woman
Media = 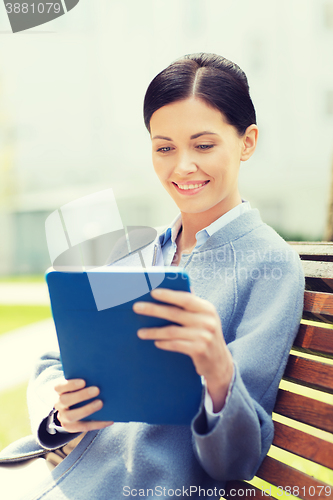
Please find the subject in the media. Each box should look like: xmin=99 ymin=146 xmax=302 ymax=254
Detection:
xmin=0 ymin=53 xmax=305 ymax=500
xmin=145 ymin=54 xmax=258 ymax=262
xmin=150 ymin=98 xmax=258 ymax=256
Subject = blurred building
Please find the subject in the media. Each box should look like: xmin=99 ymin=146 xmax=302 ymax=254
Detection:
xmin=0 ymin=0 xmax=332 ymax=274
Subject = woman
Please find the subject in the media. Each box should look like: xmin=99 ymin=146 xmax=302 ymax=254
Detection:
xmin=0 ymin=53 xmax=304 ymax=499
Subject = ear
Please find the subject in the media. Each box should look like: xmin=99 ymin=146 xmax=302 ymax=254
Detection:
xmin=240 ymin=124 xmax=259 ymax=161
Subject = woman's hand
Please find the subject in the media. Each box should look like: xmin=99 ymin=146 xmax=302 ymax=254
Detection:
xmin=53 ymin=378 xmax=114 ymax=433
xmin=133 ymin=288 xmax=234 ymax=413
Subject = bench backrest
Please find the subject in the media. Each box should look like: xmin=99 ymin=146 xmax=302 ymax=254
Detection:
xmin=225 ymin=242 xmax=333 ymax=500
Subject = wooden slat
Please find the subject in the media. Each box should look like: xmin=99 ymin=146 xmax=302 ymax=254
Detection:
xmin=273 ymin=421 xmax=333 ymax=469
xmin=305 ymin=276 xmax=333 ymax=294
xmin=303 ymin=290 xmax=333 ymax=317
xmin=294 ymin=323 xmax=333 ymax=358
xmin=274 ymin=389 xmax=333 ymax=433
xmin=224 ymin=481 xmax=270 ymax=499
xmin=256 ymin=456 xmax=331 ymax=500
xmin=289 ymin=242 xmax=333 ymax=259
xmin=302 ymin=290 xmax=333 ymax=323
xmin=283 ymin=355 xmax=333 ymax=393
xmin=288 ymin=243 xmax=333 ymax=291
xmin=289 ymin=242 xmax=333 ymax=265
xmin=301 ymin=260 xmax=333 ymax=279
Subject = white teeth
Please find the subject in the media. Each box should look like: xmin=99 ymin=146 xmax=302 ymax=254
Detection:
xmin=177 ymin=182 xmax=206 ymax=190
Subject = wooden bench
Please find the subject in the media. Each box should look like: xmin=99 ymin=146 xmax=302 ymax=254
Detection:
xmin=224 ymin=242 xmax=333 ymax=500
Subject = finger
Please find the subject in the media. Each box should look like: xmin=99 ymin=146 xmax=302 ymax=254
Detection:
xmin=133 ymin=301 xmax=197 ymax=327
xmin=142 ymin=327 xmax=213 ymax=359
xmin=154 ymin=338 xmax=192 ymax=353
xmin=134 ymin=298 xmax=217 ymax=330
xmin=153 ymin=334 xmax=215 ymax=361
xmin=57 ymin=386 xmax=100 ymax=410
xmin=151 ymin=288 xmax=215 ymax=314
xmin=153 ymin=337 xmax=204 ymax=365
xmin=54 ymin=378 xmax=86 ymax=394
xmin=59 ymin=398 xmax=104 ymax=424
xmin=138 ymin=325 xmax=204 ymax=342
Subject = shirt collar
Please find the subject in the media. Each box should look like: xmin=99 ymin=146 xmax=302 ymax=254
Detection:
xmin=159 ymin=213 xmax=182 ymax=247
xmin=159 ymin=201 xmax=251 ymax=250
xmin=201 ymin=200 xmax=251 ymax=237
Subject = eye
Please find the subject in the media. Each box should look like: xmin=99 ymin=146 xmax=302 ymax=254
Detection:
xmin=156 ymin=146 xmax=172 ymax=153
xmin=196 ymin=144 xmax=214 ymax=150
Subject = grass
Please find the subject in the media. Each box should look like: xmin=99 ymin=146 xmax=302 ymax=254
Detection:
xmin=0 ymin=305 xmax=52 ymax=336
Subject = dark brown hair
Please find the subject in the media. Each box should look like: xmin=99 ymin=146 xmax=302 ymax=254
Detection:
xmin=143 ymin=53 xmax=256 ymax=136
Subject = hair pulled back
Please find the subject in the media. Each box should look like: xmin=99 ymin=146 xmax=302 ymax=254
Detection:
xmin=143 ymin=53 xmax=256 ymax=136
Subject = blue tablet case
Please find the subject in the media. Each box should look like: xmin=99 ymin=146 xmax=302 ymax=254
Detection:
xmin=46 ymin=268 xmax=202 ymax=425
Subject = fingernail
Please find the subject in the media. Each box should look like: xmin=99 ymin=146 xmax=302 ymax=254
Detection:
xmin=151 ymin=288 xmax=162 ymax=296
xmin=138 ymin=329 xmax=147 ymax=337
xmin=88 ymin=386 xmax=99 ymax=396
xmin=133 ymin=302 xmax=145 ymax=311
xmin=93 ymin=399 xmax=103 ymax=407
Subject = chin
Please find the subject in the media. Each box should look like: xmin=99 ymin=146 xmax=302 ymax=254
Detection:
xmin=177 ymin=204 xmax=215 ymax=214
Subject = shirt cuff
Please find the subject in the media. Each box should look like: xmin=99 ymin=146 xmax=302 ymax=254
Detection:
xmin=203 ymin=369 xmax=236 ymax=432
xmin=46 ymin=409 xmax=68 ymax=435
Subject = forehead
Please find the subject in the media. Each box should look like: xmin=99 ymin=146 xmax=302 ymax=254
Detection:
xmin=150 ymin=97 xmax=228 ymax=136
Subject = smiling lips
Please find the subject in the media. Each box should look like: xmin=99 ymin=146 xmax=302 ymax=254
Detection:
xmin=173 ymin=180 xmax=210 ymax=194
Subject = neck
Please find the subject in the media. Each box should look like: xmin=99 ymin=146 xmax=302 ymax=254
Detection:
xmin=178 ymin=194 xmax=242 ymax=250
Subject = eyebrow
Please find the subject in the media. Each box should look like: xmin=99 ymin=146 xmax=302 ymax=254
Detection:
xmin=152 ymin=131 xmax=218 ymax=141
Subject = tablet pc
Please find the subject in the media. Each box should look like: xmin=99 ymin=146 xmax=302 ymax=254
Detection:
xmin=46 ymin=267 xmax=202 ymax=425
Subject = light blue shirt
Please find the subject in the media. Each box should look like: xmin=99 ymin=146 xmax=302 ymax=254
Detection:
xmin=160 ymin=201 xmax=251 ymax=266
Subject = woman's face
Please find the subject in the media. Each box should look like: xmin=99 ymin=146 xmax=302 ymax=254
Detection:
xmin=150 ymin=97 xmax=256 ymax=219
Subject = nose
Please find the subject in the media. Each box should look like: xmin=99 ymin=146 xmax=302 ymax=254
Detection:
xmin=174 ymin=151 xmax=198 ymax=176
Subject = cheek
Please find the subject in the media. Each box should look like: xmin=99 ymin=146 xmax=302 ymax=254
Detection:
xmin=152 ymin=157 xmax=162 ymax=176
xmin=208 ymin=149 xmax=236 ymax=175
xmin=153 ymin=157 xmax=173 ymax=181
xmin=200 ymin=152 xmax=225 ymax=177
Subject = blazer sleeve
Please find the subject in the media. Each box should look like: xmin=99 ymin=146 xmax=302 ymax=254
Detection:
xmin=27 ymin=351 xmax=81 ymax=449
xmin=191 ymin=252 xmax=305 ymax=481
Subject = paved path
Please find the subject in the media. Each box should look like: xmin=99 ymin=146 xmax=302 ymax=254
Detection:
xmin=0 ymin=283 xmax=58 ymax=392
